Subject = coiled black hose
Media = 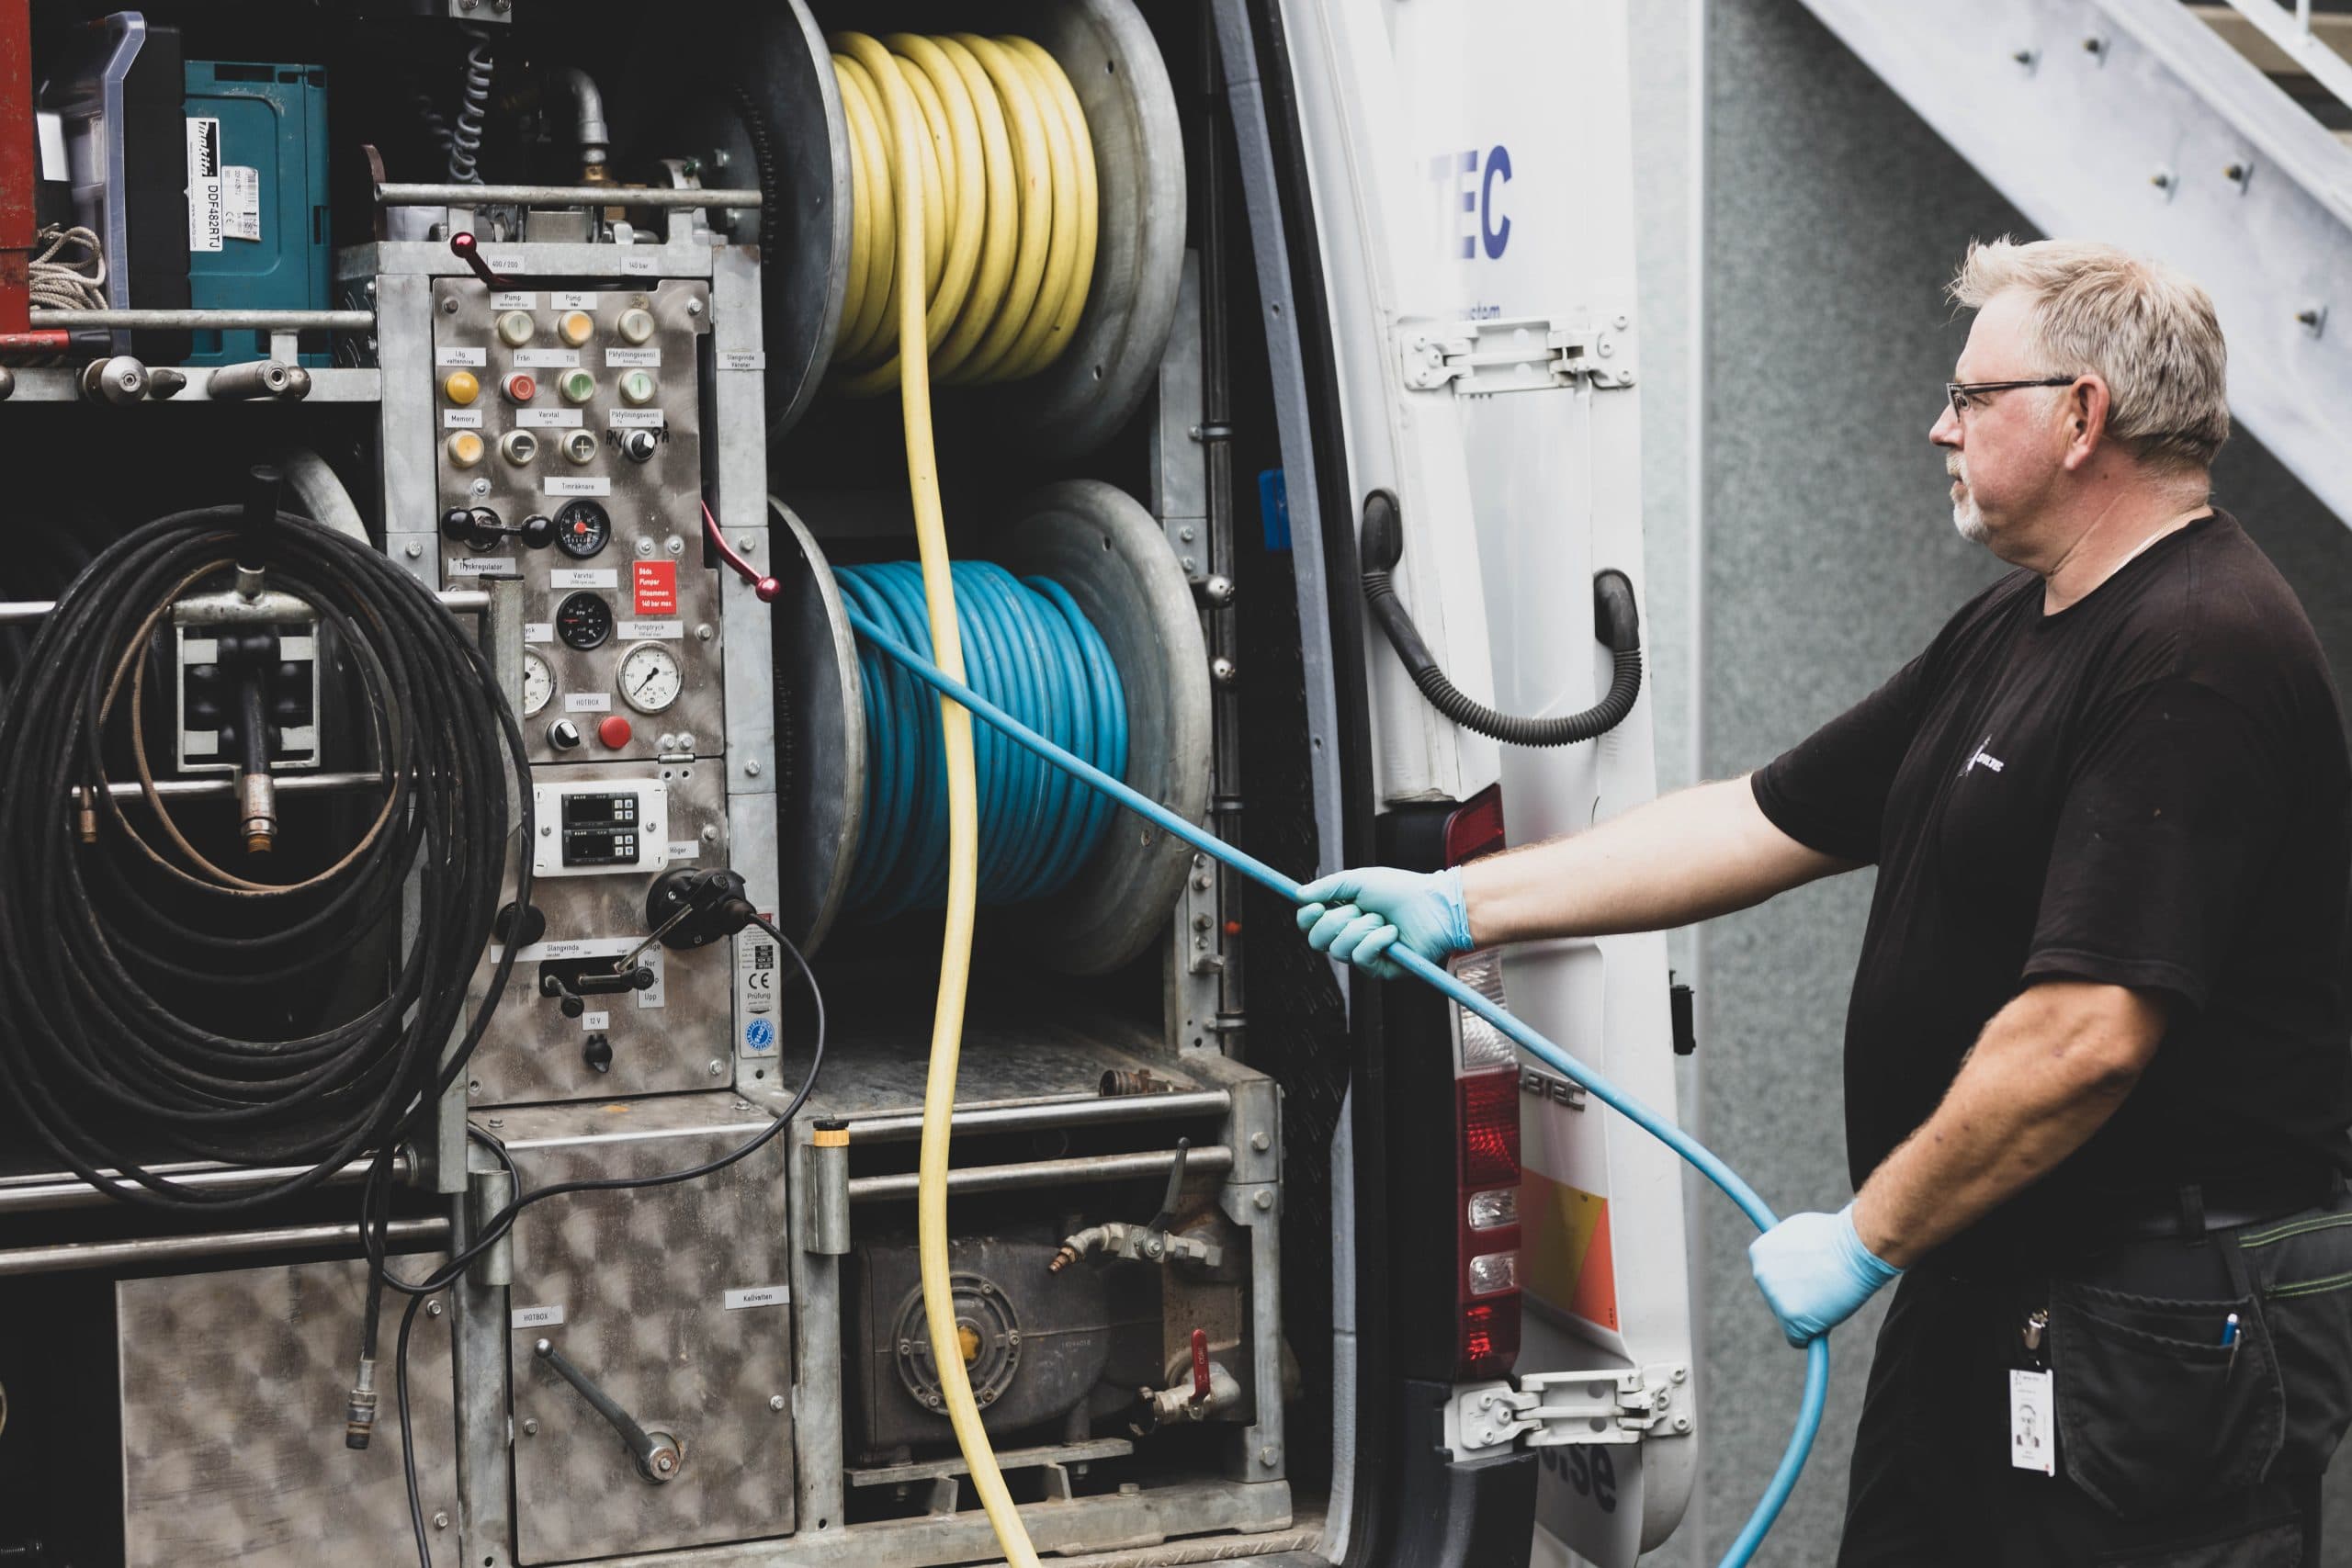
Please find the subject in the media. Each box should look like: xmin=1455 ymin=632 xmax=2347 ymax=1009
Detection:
xmin=1358 ymin=487 xmax=1641 ymax=747
xmin=0 ymin=502 xmax=530 ymax=1215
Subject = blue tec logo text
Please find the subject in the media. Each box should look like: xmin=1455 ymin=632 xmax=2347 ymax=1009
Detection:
xmin=1435 ymin=145 xmax=1513 ymax=261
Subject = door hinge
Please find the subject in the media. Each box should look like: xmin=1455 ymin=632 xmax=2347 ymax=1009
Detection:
xmin=1397 ymin=315 xmax=1635 ymax=397
xmin=1447 ymin=1363 xmax=1693 ymax=1459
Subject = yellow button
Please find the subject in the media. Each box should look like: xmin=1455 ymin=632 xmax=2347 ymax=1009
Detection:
xmin=442 ymin=369 xmax=481 ymax=406
xmin=558 ymin=310 xmax=595 ymax=347
xmin=445 ymin=430 xmax=486 ymax=468
xmin=495 ymin=310 xmax=535 ymax=346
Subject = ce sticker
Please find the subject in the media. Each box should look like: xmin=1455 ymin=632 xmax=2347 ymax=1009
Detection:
xmin=745 ymin=967 xmax=775 ymax=1011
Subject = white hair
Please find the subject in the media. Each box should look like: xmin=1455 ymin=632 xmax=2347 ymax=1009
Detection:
xmin=1950 ymin=237 xmax=2229 ymax=471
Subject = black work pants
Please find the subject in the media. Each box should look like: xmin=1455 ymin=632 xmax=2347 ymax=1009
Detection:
xmin=1836 ymin=1210 xmax=2352 ymax=1567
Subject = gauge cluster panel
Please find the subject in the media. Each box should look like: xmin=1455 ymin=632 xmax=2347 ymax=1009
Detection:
xmin=431 ymin=278 xmax=723 ymax=765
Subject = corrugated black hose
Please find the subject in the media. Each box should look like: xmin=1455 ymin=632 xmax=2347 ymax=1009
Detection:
xmin=1357 ymin=488 xmax=1641 ymax=746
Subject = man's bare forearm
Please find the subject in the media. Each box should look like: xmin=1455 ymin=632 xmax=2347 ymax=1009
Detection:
xmin=1460 ymin=775 xmax=1852 ymax=946
xmin=1851 ymin=982 xmax=2168 ymax=1269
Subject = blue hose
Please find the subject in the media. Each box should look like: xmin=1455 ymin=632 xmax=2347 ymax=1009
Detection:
xmin=835 ymin=561 xmax=1126 ymax=919
xmin=842 ymin=603 xmax=1829 ymax=1568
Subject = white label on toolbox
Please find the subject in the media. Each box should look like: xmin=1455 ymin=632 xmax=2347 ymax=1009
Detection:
xmin=608 ymin=409 xmax=665 ymax=429
xmin=516 ymin=408 xmax=582 ymax=428
xmin=617 ymin=620 xmax=683 ymax=641
xmin=511 ymin=1304 xmax=564 ymax=1330
xmin=724 ymin=1286 xmax=788 ymax=1311
xmin=442 ymin=408 xmax=484 ymax=429
xmin=738 ymin=918 xmax=778 ymax=1017
xmin=523 ymin=622 xmax=553 ymax=644
xmin=666 ymin=840 xmax=699 ymax=862
xmin=605 ymin=347 xmax=660 ymax=368
xmin=222 ymin=166 xmax=261 ymax=242
xmin=435 ymin=345 xmax=486 ymax=367
xmin=717 ymin=349 xmax=765 ymax=372
xmin=620 ymin=252 xmax=661 ymax=276
xmin=581 ymin=1010 xmax=610 ymax=1031
xmin=492 ymin=291 xmax=538 ymax=310
xmin=186 ymin=117 xmax=223 ymax=252
xmin=552 ymin=291 xmax=600 ymax=310
xmin=544 ymin=477 xmax=611 ymax=498
xmin=448 ymin=557 xmax=521 ymax=579
xmin=550 ymin=568 xmax=616 ymax=589
xmin=563 ymin=692 xmax=611 ymax=712
xmin=513 ymin=348 xmax=578 ymax=369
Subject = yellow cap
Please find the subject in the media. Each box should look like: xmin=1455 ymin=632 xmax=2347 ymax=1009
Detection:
xmin=443 ymin=369 xmax=481 ymax=406
xmin=558 ymin=310 xmax=595 ymax=347
xmin=445 ymin=430 xmax=486 ymax=468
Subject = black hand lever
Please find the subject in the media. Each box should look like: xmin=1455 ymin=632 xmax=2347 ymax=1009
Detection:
xmin=1148 ymin=1137 xmax=1193 ymax=1235
xmin=442 ymin=507 xmax=557 ymax=551
xmin=533 ymin=1338 xmax=682 ymax=1483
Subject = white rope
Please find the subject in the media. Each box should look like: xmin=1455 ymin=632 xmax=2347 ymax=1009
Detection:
xmin=28 ymin=226 xmax=107 ymax=311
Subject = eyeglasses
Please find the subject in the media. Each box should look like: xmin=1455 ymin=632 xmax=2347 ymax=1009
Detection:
xmin=1945 ymin=376 xmax=2078 ymax=420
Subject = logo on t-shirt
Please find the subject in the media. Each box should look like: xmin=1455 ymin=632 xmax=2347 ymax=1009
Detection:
xmin=1961 ymin=735 xmax=2007 ymax=777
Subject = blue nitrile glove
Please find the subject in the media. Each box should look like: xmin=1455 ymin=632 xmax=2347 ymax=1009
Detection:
xmin=1295 ymin=864 xmax=1475 ymax=981
xmin=1747 ymin=1204 xmax=1902 ymax=1348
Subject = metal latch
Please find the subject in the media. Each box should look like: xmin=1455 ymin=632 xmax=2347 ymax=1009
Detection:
xmin=1448 ymin=1363 xmax=1692 ymax=1459
xmin=1398 ymin=315 xmax=1635 ymax=396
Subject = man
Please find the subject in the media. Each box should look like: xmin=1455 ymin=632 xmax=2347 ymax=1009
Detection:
xmin=1300 ymin=239 xmax=2352 ymax=1563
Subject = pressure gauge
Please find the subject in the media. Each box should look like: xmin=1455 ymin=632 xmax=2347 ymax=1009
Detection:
xmin=521 ymin=650 xmax=554 ymax=716
xmin=556 ymin=592 xmax=613 ymax=650
xmin=554 ymin=500 xmax=611 ymax=558
xmin=618 ymin=642 xmax=683 ymax=713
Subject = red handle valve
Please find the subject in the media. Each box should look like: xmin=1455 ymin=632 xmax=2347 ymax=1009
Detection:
xmin=702 ymin=500 xmax=781 ymax=604
xmin=1189 ymin=1326 xmax=1212 ymax=1405
xmin=448 ymin=231 xmax=511 ymax=290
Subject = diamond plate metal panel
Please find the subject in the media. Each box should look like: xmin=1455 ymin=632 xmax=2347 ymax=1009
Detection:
xmin=496 ymin=1093 xmax=794 ymax=1562
xmin=118 ymin=1258 xmax=458 ymax=1568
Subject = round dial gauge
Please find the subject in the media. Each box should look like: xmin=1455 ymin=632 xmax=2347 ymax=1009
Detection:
xmin=555 ymin=591 xmax=613 ymax=649
xmin=618 ymin=642 xmax=683 ymax=713
xmin=553 ymin=499 xmax=611 ymax=558
xmin=521 ymin=650 xmax=554 ymax=716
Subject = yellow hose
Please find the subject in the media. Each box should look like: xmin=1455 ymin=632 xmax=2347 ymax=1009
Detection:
xmin=823 ymin=28 xmax=1103 ymax=1565
xmin=830 ymin=32 xmax=1097 ymax=398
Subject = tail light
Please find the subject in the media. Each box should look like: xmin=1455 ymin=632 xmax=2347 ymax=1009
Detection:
xmin=1446 ymin=784 xmax=1520 ymax=1380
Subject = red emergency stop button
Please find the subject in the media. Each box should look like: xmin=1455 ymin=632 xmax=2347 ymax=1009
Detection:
xmin=596 ymin=715 xmax=633 ymax=750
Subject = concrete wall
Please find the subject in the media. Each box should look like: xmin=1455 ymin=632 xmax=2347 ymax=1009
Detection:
xmin=1623 ymin=2 xmax=2352 ymax=1562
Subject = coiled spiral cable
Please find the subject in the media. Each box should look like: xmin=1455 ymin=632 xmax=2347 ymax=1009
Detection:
xmin=828 ymin=31 xmax=1098 ymax=396
xmin=836 ymin=559 xmax=1125 ymax=920
xmin=0 ymin=502 xmax=530 ymax=1213
xmin=447 ymin=23 xmax=494 ymax=185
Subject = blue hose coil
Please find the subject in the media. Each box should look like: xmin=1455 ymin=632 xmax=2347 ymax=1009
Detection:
xmin=841 ymin=601 xmax=1828 ymax=1568
xmin=835 ymin=561 xmax=1127 ymax=919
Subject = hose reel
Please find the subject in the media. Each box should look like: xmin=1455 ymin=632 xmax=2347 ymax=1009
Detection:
xmin=768 ymin=479 xmax=1209 ymax=971
xmin=673 ymin=0 xmax=1186 ymax=457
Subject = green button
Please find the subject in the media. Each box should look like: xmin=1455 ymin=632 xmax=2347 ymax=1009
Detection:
xmin=618 ymin=369 xmax=658 ymax=406
xmin=560 ymin=369 xmax=597 ymax=404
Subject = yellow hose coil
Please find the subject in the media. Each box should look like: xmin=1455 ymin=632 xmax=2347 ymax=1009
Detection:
xmin=824 ymin=28 xmax=1105 ymax=1566
xmin=831 ymin=32 xmax=1098 ymax=398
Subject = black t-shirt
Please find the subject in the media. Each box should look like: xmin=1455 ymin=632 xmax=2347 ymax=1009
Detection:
xmin=1753 ymin=512 xmax=2352 ymax=1251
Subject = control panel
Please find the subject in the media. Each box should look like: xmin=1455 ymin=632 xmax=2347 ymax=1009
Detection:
xmin=431 ymin=278 xmax=721 ymax=766
xmin=427 ymin=276 xmax=741 ymax=1106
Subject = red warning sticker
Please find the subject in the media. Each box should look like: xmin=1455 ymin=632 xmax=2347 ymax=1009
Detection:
xmin=632 ymin=559 xmax=678 ymax=616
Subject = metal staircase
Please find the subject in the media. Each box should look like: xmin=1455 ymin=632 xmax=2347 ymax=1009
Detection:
xmin=1790 ymin=0 xmax=2352 ymax=525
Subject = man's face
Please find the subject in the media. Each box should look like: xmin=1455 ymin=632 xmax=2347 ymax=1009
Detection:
xmin=1929 ymin=291 xmax=2068 ymax=554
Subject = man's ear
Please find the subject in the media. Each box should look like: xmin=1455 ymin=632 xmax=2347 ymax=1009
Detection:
xmin=2062 ymin=377 xmax=2113 ymax=471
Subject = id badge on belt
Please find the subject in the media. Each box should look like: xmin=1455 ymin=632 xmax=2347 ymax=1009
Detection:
xmin=2011 ymin=1307 xmax=2055 ymax=1476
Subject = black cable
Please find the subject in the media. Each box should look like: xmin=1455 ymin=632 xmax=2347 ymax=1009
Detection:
xmin=1357 ymin=487 xmax=1644 ymax=747
xmin=0 ymin=503 xmax=531 ymax=1213
xmin=390 ymin=913 xmax=827 ymax=1568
